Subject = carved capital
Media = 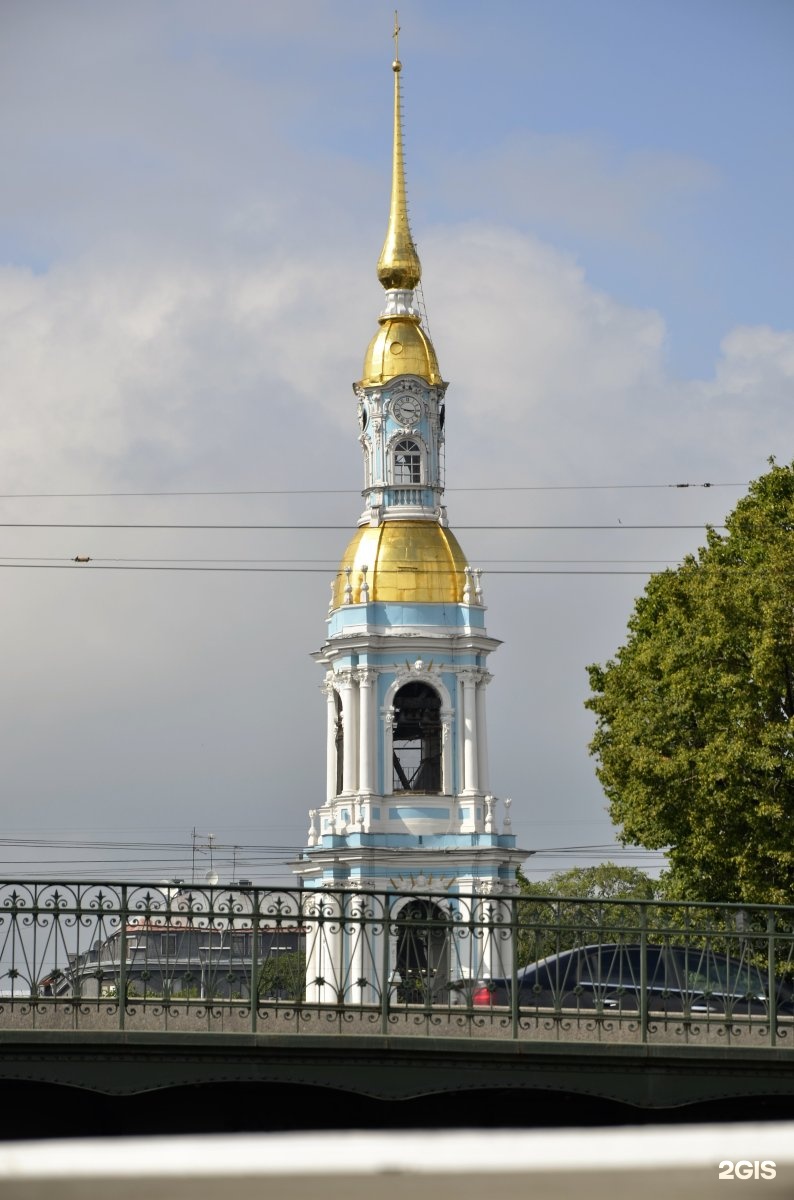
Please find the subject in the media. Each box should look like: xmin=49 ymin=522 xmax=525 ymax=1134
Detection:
xmin=321 ymin=672 xmax=337 ymax=698
xmin=475 ymin=880 xmax=503 ymax=897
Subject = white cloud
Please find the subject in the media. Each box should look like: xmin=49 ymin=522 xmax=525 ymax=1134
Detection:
xmin=426 ymin=224 xmax=665 ymax=427
xmin=1 ymin=215 xmax=792 ymax=871
xmin=0 ymin=1 xmax=790 ymax=877
xmin=710 ymin=325 xmax=794 ymax=397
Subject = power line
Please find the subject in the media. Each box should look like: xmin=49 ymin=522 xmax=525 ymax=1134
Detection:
xmin=0 ymin=522 xmax=726 ymax=530
xmin=0 ymin=835 xmax=658 ymax=856
xmin=0 ymin=556 xmax=684 ymax=565
xmin=0 ymin=481 xmax=742 ymax=499
xmin=0 ymin=563 xmax=668 ymax=576
xmin=0 ymin=836 xmax=667 ymax=879
xmin=0 ymin=837 xmax=296 ymax=851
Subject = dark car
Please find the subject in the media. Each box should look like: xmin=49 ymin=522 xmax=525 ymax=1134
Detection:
xmin=471 ymin=943 xmax=794 ymax=1016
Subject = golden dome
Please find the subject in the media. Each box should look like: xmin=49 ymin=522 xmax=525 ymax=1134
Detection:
xmin=333 ymin=521 xmax=469 ymax=606
xmin=361 ymin=316 xmax=441 ymax=386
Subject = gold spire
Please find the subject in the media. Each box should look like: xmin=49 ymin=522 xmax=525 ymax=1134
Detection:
xmin=376 ymin=12 xmax=422 ymax=290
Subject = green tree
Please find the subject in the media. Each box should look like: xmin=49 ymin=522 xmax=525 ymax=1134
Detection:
xmin=257 ymin=950 xmax=306 ymax=1002
xmin=587 ymin=461 xmax=794 ymax=905
xmin=518 ymin=864 xmax=660 ymax=902
xmin=515 ymin=863 xmax=660 ymax=964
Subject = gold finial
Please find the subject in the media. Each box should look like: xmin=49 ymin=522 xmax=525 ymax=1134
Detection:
xmin=377 ymin=11 xmax=422 ymax=290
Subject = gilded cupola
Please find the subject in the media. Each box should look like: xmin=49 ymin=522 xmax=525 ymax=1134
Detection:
xmin=332 ymin=521 xmax=469 ymax=607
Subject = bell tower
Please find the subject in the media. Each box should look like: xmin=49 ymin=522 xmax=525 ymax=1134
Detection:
xmin=295 ymin=21 xmax=528 ymax=997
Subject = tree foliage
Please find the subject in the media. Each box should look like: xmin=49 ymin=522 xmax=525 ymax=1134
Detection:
xmin=587 ymin=461 xmax=794 ymax=904
xmin=518 ymin=863 xmax=660 ymax=902
xmin=258 ymin=950 xmax=306 ymax=1001
xmin=515 ymin=863 xmax=660 ymax=964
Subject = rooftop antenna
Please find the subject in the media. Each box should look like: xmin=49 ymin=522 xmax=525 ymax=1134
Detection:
xmin=192 ymin=829 xmax=218 ymax=886
xmin=204 ymin=833 xmax=217 ymax=886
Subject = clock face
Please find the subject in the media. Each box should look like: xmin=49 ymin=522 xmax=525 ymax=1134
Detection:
xmin=392 ymin=395 xmax=422 ymax=426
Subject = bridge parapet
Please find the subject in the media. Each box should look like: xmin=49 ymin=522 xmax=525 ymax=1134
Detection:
xmin=2 ymin=880 xmax=794 ymax=1050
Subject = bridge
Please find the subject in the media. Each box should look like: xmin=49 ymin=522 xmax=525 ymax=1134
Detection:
xmin=2 ymin=880 xmax=794 ymax=1134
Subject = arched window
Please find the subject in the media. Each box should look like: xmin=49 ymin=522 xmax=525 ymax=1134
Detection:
xmin=393 ymin=439 xmax=422 ymax=485
xmin=334 ymin=692 xmax=344 ymax=796
xmin=395 ymin=899 xmax=450 ymax=1003
xmin=392 ymin=682 xmax=441 ymax=793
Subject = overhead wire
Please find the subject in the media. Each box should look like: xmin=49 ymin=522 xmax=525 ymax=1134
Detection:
xmin=0 ymin=835 xmax=663 ymax=856
xmin=0 ymin=563 xmax=678 ymax=576
xmin=0 ymin=481 xmax=742 ymax=499
xmin=0 ymin=521 xmax=727 ymax=530
xmin=0 ymin=480 xmax=729 ymax=579
xmin=0 ymin=556 xmax=685 ymax=565
xmin=0 ymin=831 xmax=668 ymax=882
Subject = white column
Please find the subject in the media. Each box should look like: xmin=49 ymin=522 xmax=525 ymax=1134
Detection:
xmin=440 ymin=710 xmax=453 ymax=796
xmin=303 ymin=890 xmax=343 ymax=1005
xmin=382 ymin=706 xmax=396 ymax=795
xmin=450 ymin=890 xmax=475 ymax=985
xmin=324 ymin=679 xmax=338 ymax=802
xmin=475 ymin=671 xmax=491 ymax=795
xmin=357 ymin=669 xmax=377 ymax=795
xmin=367 ymin=890 xmax=388 ymax=1007
xmin=476 ymin=891 xmax=514 ymax=982
xmin=461 ymin=670 xmax=479 ymax=795
xmin=347 ymin=891 xmax=363 ymax=1006
xmin=456 ymin=677 xmax=465 ymax=795
xmin=346 ymin=891 xmax=381 ymax=1007
xmin=339 ymin=671 xmax=358 ymax=794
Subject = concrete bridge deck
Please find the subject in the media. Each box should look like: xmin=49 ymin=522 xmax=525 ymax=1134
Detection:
xmin=2 ymin=1020 xmax=794 ymax=1111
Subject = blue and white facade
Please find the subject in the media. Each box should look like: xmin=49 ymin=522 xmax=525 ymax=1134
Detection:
xmin=294 ymin=41 xmax=528 ymax=1002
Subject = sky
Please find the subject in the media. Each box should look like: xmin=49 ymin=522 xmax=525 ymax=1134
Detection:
xmin=1 ymin=0 xmax=792 ymax=886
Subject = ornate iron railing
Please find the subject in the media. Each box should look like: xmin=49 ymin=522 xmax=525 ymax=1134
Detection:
xmin=1 ymin=880 xmax=793 ymax=1046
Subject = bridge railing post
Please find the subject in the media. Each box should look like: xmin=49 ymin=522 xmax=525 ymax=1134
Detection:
xmin=380 ymin=897 xmax=391 ymax=1035
xmin=118 ymin=885 xmax=127 ymax=1032
xmin=767 ymin=911 xmax=777 ymax=1048
xmin=250 ymin=889 xmax=259 ymax=1035
xmin=510 ymin=892 xmax=519 ymax=1040
xmin=639 ymin=905 xmax=648 ymax=1044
